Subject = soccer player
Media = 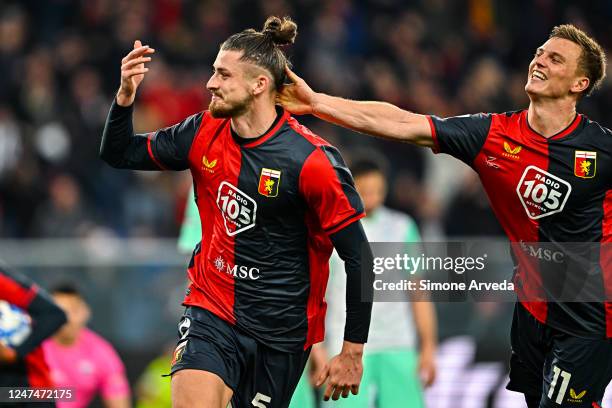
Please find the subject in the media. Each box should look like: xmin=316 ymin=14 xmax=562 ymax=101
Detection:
xmin=100 ymin=16 xmax=373 ymax=408
xmin=177 ymin=189 xmax=321 ymax=408
xmin=42 ymin=284 xmax=131 ymax=408
xmin=0 ymin=263 xmax=67 ymax=404
xmin=279 ymin=24 xmax=611 ymax=408
xmin=326 ymin=155 xmax=437 ymax=408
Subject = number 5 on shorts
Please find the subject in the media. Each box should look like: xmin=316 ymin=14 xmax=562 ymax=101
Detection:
xmin=251 ymin=392 xmax=271 ymax=408
xmin=547 ymin=365 xmax=571 ymax=404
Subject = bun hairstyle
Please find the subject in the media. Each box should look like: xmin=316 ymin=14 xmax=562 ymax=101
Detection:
xmin=262 ymin=16 xmax=297 ymax=46
xmin=221 ymin=16 xmax=297 ymax=91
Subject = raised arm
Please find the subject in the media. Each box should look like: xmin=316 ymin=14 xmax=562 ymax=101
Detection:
xmin=100 ymin=40 xmax=201 ymax=171
xmin=278 ymin=67 xmax=433 ymax=147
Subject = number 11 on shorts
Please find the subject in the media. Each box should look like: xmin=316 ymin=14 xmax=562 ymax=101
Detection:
xmin=548 ymin=365 xmax=571 ymax=405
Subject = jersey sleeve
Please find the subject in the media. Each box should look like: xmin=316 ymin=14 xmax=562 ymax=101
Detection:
xmin=299 ymin=145 xmax=365 ymax=234
xmin=427 ymin=113 xmax=492 ymax=167
xmin=329 ymin=221 xmax=374 ymax=344
xmin=100 ymin=99 xmax=203 ymax=170
xmin=0 ymin=265 xmax=67 ymax=357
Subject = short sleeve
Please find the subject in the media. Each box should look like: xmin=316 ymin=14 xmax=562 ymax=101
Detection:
xmin=300 ymin=145 xmax=365 ymax=234
xmin=428 ymin=113 xmax=492 ymax=167
xmin=148 ymin=112 xmax=204 ymax=170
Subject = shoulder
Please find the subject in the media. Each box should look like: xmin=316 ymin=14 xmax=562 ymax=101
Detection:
xmin=492 ymin=110 xmax=523 ymax=126
xmin=581 ymin=115 xmax=612 ymax=136
xmin=198 ymin=111 xmax=225 ymax=129
xmin=285 ymin=116 xmax=332 ymax=148
xmin=285 ymin=116 xmax=347 ymax=173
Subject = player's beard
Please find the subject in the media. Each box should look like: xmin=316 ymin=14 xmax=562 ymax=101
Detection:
xmin=209 ymin=93 xmax=254 ymax=118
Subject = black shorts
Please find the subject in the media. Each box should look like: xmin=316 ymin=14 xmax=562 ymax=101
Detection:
xmin=170 ymin=306 xmax=310 ymax=408
xmin=507 ymin=303 xmax=612 ymax=408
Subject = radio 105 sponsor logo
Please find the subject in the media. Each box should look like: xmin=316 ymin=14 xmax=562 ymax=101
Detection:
xmin=516 ymin=166 xmax=571 ymax=219
xmin=217 ymin=181 xmax=257 ymax=236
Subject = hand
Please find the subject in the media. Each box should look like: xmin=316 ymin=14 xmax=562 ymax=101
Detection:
xmin=308 ymin=343 xmax=328 ymax=386
xmin=316 ymin=341 xmax=363 ymax=401
xmin=117 ymin=40 xmax=155 ymax=106
xmin=0 ymin=344 xmax=17 ymax=365
xmin=418 ymin=345 xmax=436 ymax=388
xmin=277 ymin=66 xmax=317 ymax=115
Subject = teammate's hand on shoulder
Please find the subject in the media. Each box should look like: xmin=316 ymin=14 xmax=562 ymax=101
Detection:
xmin=0 ymin=343 xmax=17 ymax=365
xmin=117 ymin=40 xmax=155 ymax=106
xmin=316 ymin=340 xmax=363 ymax=401
xmin=277 ymin=66 xmax=316 ymax=115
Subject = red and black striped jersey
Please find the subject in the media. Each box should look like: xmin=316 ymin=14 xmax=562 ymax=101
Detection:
xmin=429 ymin=111 xmax=612 ymax=339
xmin=0 ymin=265 xmax=66 ymax=387
xmin=102 ymin=104 xmax=368 ymax=352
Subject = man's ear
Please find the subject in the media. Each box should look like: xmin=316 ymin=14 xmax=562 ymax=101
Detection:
xmin=571 ymin=76 xmax=589 ymax=94
xmin=252 ymin=74 xmax=271 ymax=96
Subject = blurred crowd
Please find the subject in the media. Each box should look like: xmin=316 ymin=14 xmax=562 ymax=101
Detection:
xmin=1 ymin=0 xmax=611 ymax=240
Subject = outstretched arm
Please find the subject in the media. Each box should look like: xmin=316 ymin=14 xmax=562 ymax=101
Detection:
xmin=278 ymin=67 xmax=433 ymax=147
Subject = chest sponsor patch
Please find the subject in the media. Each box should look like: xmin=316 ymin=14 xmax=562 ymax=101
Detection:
xmin=516 ymin=165 xmax=572 ymax=219
xmin=217 ymin=181 xmax=257 ymax=236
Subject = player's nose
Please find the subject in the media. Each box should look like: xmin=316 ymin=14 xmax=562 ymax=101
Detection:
xmin=206 ymin=75 xmax=219 ymax=91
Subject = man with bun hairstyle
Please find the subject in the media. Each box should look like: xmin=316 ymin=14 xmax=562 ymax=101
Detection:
xmin=279 ymin=24 xmax=611 ymax=408
xmin=101 ymin=16 xmax=374 ymax=408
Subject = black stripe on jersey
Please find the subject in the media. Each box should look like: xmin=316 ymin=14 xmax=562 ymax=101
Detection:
xmin=319 ymin=145 xmax=364 ymax=215
xmin=431 ymin=113 xmax=492 ymax=167
xmin=539 ymin=125 xmax=607 ymax=338
xmin=151 ymin=112 xmax=204 ymax=170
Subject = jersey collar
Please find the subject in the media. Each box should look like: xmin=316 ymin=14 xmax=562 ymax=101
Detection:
xmin=521 ymin=110 xmax=583 ymax=142
xmin=230 ymin=106 xmax=290 ymax=148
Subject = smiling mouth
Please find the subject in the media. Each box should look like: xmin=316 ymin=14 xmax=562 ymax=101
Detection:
xmin=531 ymin=70 xmax=547 ymax=81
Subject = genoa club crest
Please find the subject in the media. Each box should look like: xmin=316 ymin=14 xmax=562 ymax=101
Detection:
xmin=258 ymin=168 xmax=281 ymax=197
xmin=574 ymin=151 xmax=596 ymax=179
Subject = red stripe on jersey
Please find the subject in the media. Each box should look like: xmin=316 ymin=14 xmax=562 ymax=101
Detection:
xmin=183 ymin=118 xmax=240 ymax=325
xmin=327 ymin=212 xmax=366 ymax=235
xmin=0 ymin=273 xmax=37 ymax=309
xmin=289 ymin=117 xmax=364 ymax=347
xmin=304 ymin=212 xmax=333 ymax=349
xmin=299 ymin=147 xmax=362 ymax=232
xmin=25 ymin=348 xmax=54 ymax=388
xmin=146 ymin=134 xmax=168 ymax=170
xmin=427 ymin=115 xmax=440 ymax=153
xmin=473 ymin=112 xmax=548 ymax=322
xmin=601 ymin=189 xmax=612 ymax=338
